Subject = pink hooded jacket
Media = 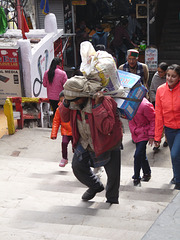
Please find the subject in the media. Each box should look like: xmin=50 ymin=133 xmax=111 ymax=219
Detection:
xmin=129 ymin=98 xmax=155 ymax=143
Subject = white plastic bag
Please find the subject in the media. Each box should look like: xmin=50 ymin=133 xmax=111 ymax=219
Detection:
xmin=80 ymin=41 xmax=97 ymax=76
xmin=80 ymin=41 xmax=125 ymax=97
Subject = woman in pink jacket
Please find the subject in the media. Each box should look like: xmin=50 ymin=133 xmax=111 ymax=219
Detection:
xmin=43 ymin=57 xmax=67 ymax=117
xmin=154 ymin=64 xmax=180 ymax=190
xmin=129 ymin=97 xmax=155 ymax=186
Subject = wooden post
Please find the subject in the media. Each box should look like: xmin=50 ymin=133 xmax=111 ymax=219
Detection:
xmin=17 ymin=0 xmax=22 ymax=29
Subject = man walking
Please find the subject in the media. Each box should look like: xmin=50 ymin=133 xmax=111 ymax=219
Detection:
xmin=119 ymin=49 xmax=149 ymax=88
xmin=59 ymin=76 xmax=123 ymax=204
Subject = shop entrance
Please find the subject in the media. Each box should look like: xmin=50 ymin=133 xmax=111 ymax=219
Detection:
xmin=74 ymin=0 xmax=148 ymax=67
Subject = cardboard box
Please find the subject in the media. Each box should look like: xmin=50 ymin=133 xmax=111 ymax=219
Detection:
xmin=115 ymin=70 xmax=147 ymax=120
xmin=117 ymin=70 xmax=140 ymax=88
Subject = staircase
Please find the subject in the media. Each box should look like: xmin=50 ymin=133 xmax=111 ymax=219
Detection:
xmin=0 ymin=121 xmax=179 ymax=239
xmin=158 ymin=1 xmax=180 ymax=65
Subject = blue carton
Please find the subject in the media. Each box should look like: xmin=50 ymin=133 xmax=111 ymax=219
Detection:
xmin=118 ymin=82 xmax=147 ymax=120
xmin=116 ymin=70 xmax=147 ymax=120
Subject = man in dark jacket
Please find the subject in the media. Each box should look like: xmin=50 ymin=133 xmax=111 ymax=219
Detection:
xmin=92 ymin=24 xmax=108 ymax=49
xmin=119 ymin=49 xmax=149 ymax=88
xmin=112 ymin=18 xmax=137 ymax=66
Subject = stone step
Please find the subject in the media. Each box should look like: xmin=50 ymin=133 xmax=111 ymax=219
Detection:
xmin=0 ymin=224 xmax=145 ymax=240
xmin=0 ymin=153 xmax=178 ymax=240
xmin=0 ymin=126 xmax=178 ymax=240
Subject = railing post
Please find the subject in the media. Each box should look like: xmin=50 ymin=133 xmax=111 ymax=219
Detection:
xmin=3 ymin=98 xmax=15 ymax=135
xmin=13 ymin=97 xmax=23 ymax=129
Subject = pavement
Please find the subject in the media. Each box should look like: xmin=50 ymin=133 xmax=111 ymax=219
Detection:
xmin=0 ymin=116 xmax=180 ymax=240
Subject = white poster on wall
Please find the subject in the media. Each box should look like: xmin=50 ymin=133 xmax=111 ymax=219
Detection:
xmin=31 ymin=37 xmax=54 ymax=98
xmin=145 ymin=47 xmax=158 ymax=71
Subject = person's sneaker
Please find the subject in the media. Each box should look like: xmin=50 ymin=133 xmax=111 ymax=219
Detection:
xmin=133 ymin=178 xmax=141 ymax=186
xmin=163 ymin=141 xmax=168 ymax=147
xmin=59 ymin=158 xmax=68 ymax=167
xmin=153 ymin=146 xmax=160 ymax=153
xmin=132 ymin=175 xmax=141 ymax=180
xmin=82 ymin=185 xmax=104 ymax=201
xmin=93 ymin=167 xmax=104 ymax=178
xmin=174 ymin=183 xmax=180 ymax=190
xmin=141 ymin=173 xmax=151 ymax=182
xmin=171 ymin=177 xmax=176 ymax=184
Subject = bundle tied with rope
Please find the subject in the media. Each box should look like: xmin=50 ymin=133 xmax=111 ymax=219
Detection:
xmin=63 ymin=42 xmax=146 ymax=107
xmin=63 ymin=75 xmax=103 ymax=101
xmin=79 ymin=41 xmax=126 ymax=98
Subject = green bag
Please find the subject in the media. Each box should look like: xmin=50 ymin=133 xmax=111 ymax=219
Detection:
xmin=0 ymin=7 xmax=8 ymax=34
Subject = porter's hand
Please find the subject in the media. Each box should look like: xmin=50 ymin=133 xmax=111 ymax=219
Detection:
xmin=94 ymin=92 xmax=104 ymax=105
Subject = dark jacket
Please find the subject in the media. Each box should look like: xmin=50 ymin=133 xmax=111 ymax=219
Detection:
xmin=92 ymin=31 xmax=108 ymax=48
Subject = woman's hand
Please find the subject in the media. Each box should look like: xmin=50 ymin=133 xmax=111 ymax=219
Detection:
xmin=148 ymin=138 xmax=154 ymax=146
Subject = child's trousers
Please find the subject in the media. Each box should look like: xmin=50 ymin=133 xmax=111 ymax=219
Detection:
xmin=62 ymin=135 xmax=73 ymax=159
xmin=134 ymin=140 xmax=151 ymax=179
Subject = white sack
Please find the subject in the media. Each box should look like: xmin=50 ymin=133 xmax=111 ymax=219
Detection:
xmin=80 ymin=41 xmax=125 ymax=97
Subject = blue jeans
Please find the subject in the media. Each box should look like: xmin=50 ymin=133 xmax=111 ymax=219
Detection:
xmin=165 ymin=127 xmax=180 ymax=183
xmin=134 ymin=141 xmax=151 ymax=179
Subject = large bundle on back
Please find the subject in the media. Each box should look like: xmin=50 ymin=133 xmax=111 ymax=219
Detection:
xmin=80 ymin=41 xmax=125 ymax=97
xmin=64 ymin=41 xmax=147 ymax=120
xmin=63 ymin=75 xmax=103 ymax=100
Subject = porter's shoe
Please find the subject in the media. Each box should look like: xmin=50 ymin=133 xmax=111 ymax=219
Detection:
xmin=106 ymin=200 xmax=119 ymax=204
xmin=82 ymin=185 xmax=104 ymax=201
xmin=174 ymin=183 xmax=180 ymax=190
xmin=171 ymin=177 xmax=176 ymax=184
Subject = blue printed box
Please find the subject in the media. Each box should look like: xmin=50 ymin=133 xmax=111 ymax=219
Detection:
xmin=115 ymin=70 xmax=147 ymax=120
xmin=117 ymin=70 xmax=140 ymax=88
